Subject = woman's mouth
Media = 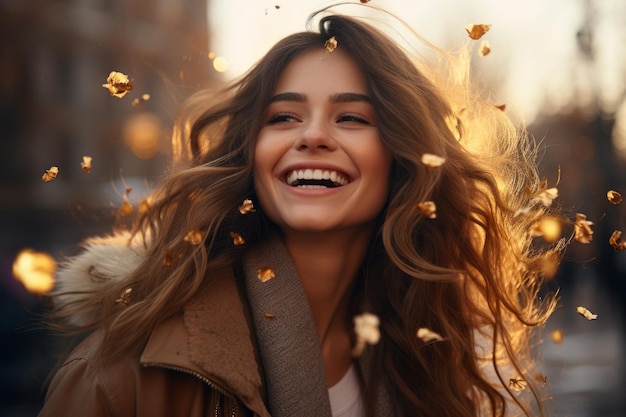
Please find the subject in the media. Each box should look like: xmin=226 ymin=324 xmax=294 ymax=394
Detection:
xmin=285 ymin=169 xmax=349 ymax=188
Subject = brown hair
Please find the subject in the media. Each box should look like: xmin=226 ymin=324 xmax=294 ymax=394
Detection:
xmin=51 ymin=7 xmax=557 ymax=417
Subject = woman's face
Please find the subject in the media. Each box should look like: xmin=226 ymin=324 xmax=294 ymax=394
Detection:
xmin=253 ymin=47 xmax=391 ymax=235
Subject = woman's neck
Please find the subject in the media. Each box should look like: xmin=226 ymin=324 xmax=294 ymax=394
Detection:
xmin=282 ymin=225 xmax=374 ymax=345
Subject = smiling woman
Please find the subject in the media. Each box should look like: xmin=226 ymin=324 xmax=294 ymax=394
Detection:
xmin=38 ymin=4 xmax=558 ymax=417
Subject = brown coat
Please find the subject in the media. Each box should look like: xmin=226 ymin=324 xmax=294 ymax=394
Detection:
xmin=39 ymin=270 xmax=270 ymax=417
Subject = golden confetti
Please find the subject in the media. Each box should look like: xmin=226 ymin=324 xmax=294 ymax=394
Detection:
xmin=229 ymin=231 xmax=246 ymax=246
xmin=102 ymin=71 xmax=133 ymax=98
xmin=41 ymin=166 xmax=59 ymax=182
xmin=324 ymin=36 xmax=338 ymax=52
xmin=118 ymin=201 xmax=133 ymax=217
xmin=576 ymin=306 xmax=598 ymax=320
xmin=79 ymin=156 xmax=92 ymax=173
xmin=239 ymin=199 xmax=256 ymax=214
xmin=116 ymin=287 xmax=133 ymax=306
xmin=352 ymin=313 xmax=380 ymax=357
xmin=478 ymin=40 xmax=491 ymax=56
xmin=509 ymin=378 xmax=528 ymax=391
xmin=132 ymin=93 xmax=151 ymax=107
xmin=533 ymin=249 xmax=560 ymax=280
xmin=607 ymin=190 xmax=622 ymax=205
xmin=574 ymin=213 xmax=594 ymax=244
xmin=421 ymin=153 xmax=446 ymax=168
xmin=416 ymin=327 xmax=444 ymax=343
xmin=12 ymin=249 xmax=56 ymax=295
xmin=184 ymin=229 xmax=204 ymax=245
xmin=609 ymin=230 xmax=626 ymax=251
xmin=416 ymin=201 xmax=437 ymax=219
xmin=530 ymin=187 xmax=558 ymax=207
xmin=550 ymin=329 xmax=564 ymax=344
xmin=264 ymin=312 xmax=276 ymax=320
xmin=531 ymin=216 xmax=562 ymax=242
xmin=257 ymin=266 xmax=276 ymax=282
xmin=138 ymin=199 xmax=150 ymax=214
xmin=465 ymin=23 xmax=492 ymax=40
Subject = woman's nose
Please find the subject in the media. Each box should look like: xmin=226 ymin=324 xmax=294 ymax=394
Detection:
xmin=293 ymin=120 xmax=337 ymax=151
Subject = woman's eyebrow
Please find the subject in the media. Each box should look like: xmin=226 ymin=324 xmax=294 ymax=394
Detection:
xmin=269 ymin=92 xmax=371 ymax=104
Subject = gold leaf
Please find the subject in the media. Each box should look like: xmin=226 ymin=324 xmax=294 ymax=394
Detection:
xmin=80 ymin=156 xmax=92 ymax=173
xmin=607 ymin=190 xmax=622 ymax=205
xmin=478 ymin=40 xmax=491 ymax=56
xmin=118 ymin=201 xmax=133 ymax=217
xmin=609 ymin=230 xmax=626 ymax=251
xmin=41 ymin=166 xmax=59 ymax=182
xmin=416 ymin=201 xmax=437 ymax=219
xmin=257 ymin=266 xmax=275 ymax=282
xmin=465 ymin=23 xmax=492 ymax=40
xmin=550 ymin=329 xmax=564 ymax=344
xmin=531 ymin=216 xmax=561 ymax=242
xmin=574 ymin=213 xmax=594 ymax=244
xmin=116 ymin=287 xmax=133 ymax=306
xmin=138 ymin=199 xmax=150 ymax=214
xmin=416 ymin=327 xmax=444 ymax=343
xmin=421 ymin=153 xmax=446 ymax=168
xmin=229 ymin=231 xmax=246 ymax=246
xmin=352 ymin=313 xmax=380 ymax=357
xmin=576 ymin=306 xmax=598 ymax=320
xmin=102 ymin=71 xmax=133 ymax=98
xmin=239 ymin=199 xmax=256 ymax=214
xmin=509 ymin=378 xmax=527 ymax=391
xmin=184 ymin=229 xmax=204 ymax=245
xmin=324 ymin=36 xmax=338 ymax=53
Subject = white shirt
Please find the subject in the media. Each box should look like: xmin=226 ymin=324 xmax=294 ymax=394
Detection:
xmin=328 ymin=364 xmax=364 ymax=417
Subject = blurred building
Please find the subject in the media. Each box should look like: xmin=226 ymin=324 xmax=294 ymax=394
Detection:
xmin=0 ymin=1 xmax=213 ymax=415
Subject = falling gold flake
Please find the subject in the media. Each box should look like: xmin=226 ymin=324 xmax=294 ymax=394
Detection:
xmin=229 ymin=231 xmax=246 ymax=246
xmin=264 ymin=312 xmax=276 ymax=320
xmin=550 ymin=329 xmax=564 ymax=344
xmin=531 ymin=216 xmax=562 ymax=242
xmin=138 ymin=199 xmax=150 ymax=214
xmin=184 ymin=229 xmax=204 ymax=245
xmin=533 ymin=249 xmax=560 ymax=280
xmin=416 ymin=201 xmax=437 ymax=219
xmin=509 ymin=378 xmax=528 ymax=391
xmin=80 ymin=156 xmax=92 ymax=173
xmin=609 ymin=230 xmax=626 ymax=251
xmin=257 ymin=266 xmax=276 ymax=282
xmin=41 ymin=166 xmax=59 ymax=182
xmin=102 ymin=71 xmax=133 ymax=98
xmin=416 ymin=327 xmax=444 ymax=343
xmin=239 ymin=199 xmax=256 ymax=214
xmin=421 ymin=153 xmax=446 ymax=168
xmin=12 ymin=249 xmax=56 ymax=295
xmin=115 ymin=287 xmax=133 ymax=306
xmin=530 ymin=187 xmax=559 ymax=207
xmin=118 ymin=201 xmax=133 ymax=217
xmin=465 ymin=23 xmax=492 ymax=40
xmin=352 ymin=313 xmax=380 ymax=357
xmin=607 ymin=190 xmax=622 ymax=205
xmin=132 ymin=93 xmax=151 ymax=107
xmin=164 ymin=253 xmax=173 ymax=266
xmin=495 ymin=103 xmax=506 ymax=111
xmin=576 ymin=306 xmax=598 ymax=320
xmin=478 ymin=40 xmax=491 ymax=56
xmin=574 ymin=213 xmax=594 ymax=244
xmin=324 ymin=36 xmax=338 ymax=52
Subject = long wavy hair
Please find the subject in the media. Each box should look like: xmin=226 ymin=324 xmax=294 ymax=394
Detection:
xmin=51 ymin=6 xmax=559 ymax=417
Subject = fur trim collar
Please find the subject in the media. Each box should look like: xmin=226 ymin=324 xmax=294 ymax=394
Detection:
xmin=52 ymin=232 xmax=148 ymax=327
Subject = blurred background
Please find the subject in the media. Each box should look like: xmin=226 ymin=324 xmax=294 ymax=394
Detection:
xmin=1 ymin=0 xmax=624 ymax=416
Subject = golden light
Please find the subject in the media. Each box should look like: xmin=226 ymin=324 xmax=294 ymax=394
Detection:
xmin=12 ymin=249 xmax=56 ymax=295
xmin=212 ymin=56 xmax=229 ymax=73
xmin=122 ymin=112 xmax=162 ymax=159
xmin=535 ymin=216 xmax=562 ymax=242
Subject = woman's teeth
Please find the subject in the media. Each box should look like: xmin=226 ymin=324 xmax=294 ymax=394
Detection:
xmin=285 ymin=169 xmax=348 ymax=187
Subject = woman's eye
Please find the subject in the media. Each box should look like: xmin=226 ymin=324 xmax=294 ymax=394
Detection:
xmin=267 ymin=113 xmax=299 ymax=124
xmin=337 ymin=113 xmax=369 ymax=124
